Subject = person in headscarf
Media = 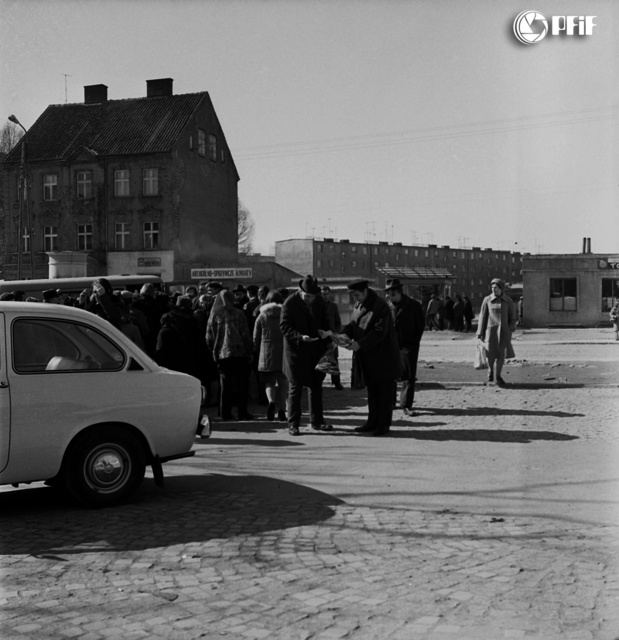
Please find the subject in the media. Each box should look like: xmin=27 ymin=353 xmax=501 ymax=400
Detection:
xmin=206 ymin=290 xmax=254 ymax=421
xmin=476 ymin=278 xmax=516 ymax=386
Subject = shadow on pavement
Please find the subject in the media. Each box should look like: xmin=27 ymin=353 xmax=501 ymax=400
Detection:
xmin=384 ymin=428 xmax=578 ymax=443
xmin=418 ymin=406 xmax=585 ymax=418
xmin=0 ymin=475 xmax=343 ymax=556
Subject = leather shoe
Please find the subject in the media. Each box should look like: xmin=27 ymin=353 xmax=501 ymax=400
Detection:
xmin=371 ymin=428 xmax=390 ymax=437
xmin=288 ymin=425 xmax=300 ymax=436
xmin=354 ymin=423 xmax=376 ymax=433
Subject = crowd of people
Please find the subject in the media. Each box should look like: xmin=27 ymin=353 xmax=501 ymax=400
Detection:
xmin=0 ymin=276 xmax=521 ymax=437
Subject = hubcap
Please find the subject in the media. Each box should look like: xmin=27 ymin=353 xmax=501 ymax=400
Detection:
xmin=86 ymin=447 xmax=130 ymax=491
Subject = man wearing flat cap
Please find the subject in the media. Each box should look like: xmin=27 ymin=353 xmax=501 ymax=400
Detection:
xmin=280 ymin=275 xmax=331 ymax=435
xmin=384 ymin=279 xmax=425 ymax=417
xmin=342 ymin=279 xmax=401 ymax=436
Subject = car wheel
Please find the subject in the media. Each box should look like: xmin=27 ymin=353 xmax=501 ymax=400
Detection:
xmin=64 ymin=426 xmax=146 ymax=508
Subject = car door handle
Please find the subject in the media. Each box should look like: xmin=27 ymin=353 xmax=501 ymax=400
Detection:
xmin=0 ymin=382 xmax=8 ymax=388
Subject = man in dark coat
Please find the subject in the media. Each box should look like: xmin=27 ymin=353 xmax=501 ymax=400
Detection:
xmin=280 ymin=275 xmax=331 ymax=436
xmin=342 ymin=279 xmax=402 ymax=437
xmin=384 ymin=279 xmax=425 ymax=418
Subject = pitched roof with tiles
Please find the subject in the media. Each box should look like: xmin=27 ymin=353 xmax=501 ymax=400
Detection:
xmin=4 ymin=92 xmax=209 ymax=163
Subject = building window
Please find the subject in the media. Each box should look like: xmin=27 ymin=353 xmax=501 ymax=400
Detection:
xmin=43 ymin=226 xmax=58 ymax=251
xmin=77 ymin=224 xmax=93 ymax=251
xmin=425 ymin=250 xmax=429 ymax=257
xmin=114 ymin=170 xmax=130 ymax=197
xmin=351 ymin=260 xmax=357 ymax=268
xmin=76 ymin=171 xmax=92 ymax=199
xmin=396 ymin=253 xmax=400 ymax=261
xmin=317 ymin=244 xmax=323 ymax=252
xmin=329 ymin=245 xmax=335 ymax=252
xmin=143 ymin=168 xmax=159 ymax=196
xmin=404 ymin=248 xmax=409 ymax=255
xmin=189 ymin=135 xmax=194 ymax=151
xmin=341 ymin=251 xmax=346 ymax=258
xmin=601 ymin=278 xmax=619 ymax=312
xmin=414 ymin=249 xmax=419 ymax=257
xmin=22 ymin=227 xmax=30 ymax=253
xmin=143 ymin=222 xmax=159 ymax=249
xmin=220 ymin=148 xmax=225 ymax=163
xmin=209 ymin=134 xmax=217 ymax=161
xmin=341 ymin=266 xmax=346 ymax=274
xmin=43 ymin=174 xmax=58 ymax=201
xmin=329 ymin=260 xmax=334 ymax=267
xmin=198 ymin=129 xmax=206 ymax=156
xmin=550 ymin=278 xmax=577 ymax=311
xmin=317 ymin=259 xmax=322 ymax=268
xmin=385 ymin=247 xmax=390 ymax=255
xmin=115 ymin=222 xmax=130 ymax=250
xmin=352 ymin=246 xmax=358 ymax=253
xmin=362 ymin=247 xmax=368 ymax=255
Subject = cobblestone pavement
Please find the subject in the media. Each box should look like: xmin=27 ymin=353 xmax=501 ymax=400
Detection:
xmin=1 ymin=329 xmax=618 ymax=639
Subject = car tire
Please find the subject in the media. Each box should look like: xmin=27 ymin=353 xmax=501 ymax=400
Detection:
xmin=63 ymin=426 xmax=146 ymax=508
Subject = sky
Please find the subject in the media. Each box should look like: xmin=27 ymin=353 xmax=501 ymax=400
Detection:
xmin=2 ymin=0 xmax=618 ymax=256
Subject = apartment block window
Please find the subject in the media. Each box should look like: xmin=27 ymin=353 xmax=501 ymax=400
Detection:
xmin=220 ymin=148 xmax=225 ymax=163
xmin=329 ymin=245 xmax=335 ymax=252
xmin=341 ymin=251 xmax=346 ymax=258
xmin=189 ymin=135 xmax=194 ymax=151
xmin=404 ymin=248 xmax=409 ymax=255
xmin=317 ymin=259 xmax=322 ymax=268
xmin=115 ymin=222 xmax=130 ymax=250
xmin=143 ymin=221 xmax=159 ymax=249
xmin=425 ymin=250 xmax=429 ymax=257
xmin=114 ymin=170 xmax=130 ymax=197
xmin=76 ymin=171 xmax=92 ymax=199
xmin=414 ymin=249 xmax=419 ymax=257
xmin=143 ymin=168 xmax=159 ymax=196
xmin=22 ymin=227 xmax=30 ymax=253
xmin=208 ymin=134 xmax=217 ymax=161
xmin=77 ymin=224 xmax=93 ymax=251
xmin=396 ymin=253 xmax=401 ymax=261
xmin=362 ymin=247 xmax=368 ymax=255
xmin=198 ymin=129 xmax=206 ymax=156
xmin=385 ymin=247 xmax=389 ymax=255
xmin=602 ymin=278 xmax=619 ymax=312
xmin=43 ymin=174 xmax=58 ymax=201
xmin=43 ymin=226 xmax=58 ymax=252
xmin=329 ymin=260 xmax=334 ymax=267
xmin=550 ymin=278 xmax=577 ymax=311
xmin=351 ymin=260 xmax=357 ymax=268
xmin=352 ymin=246 xmax=358 ymax=253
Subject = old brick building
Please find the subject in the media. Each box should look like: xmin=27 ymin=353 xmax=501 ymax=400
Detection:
xmin=1 ymin=79 xmax=239 ymax=281
xmin=275 ymin=238 xmax=522 ymax=315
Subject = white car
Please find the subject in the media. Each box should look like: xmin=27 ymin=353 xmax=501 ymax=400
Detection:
xmin=0 ymin=302 xmax=202 ymax=507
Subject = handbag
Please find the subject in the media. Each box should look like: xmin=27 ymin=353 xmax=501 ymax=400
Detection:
xmin=474 ymin=341 xmax=488 ymax=370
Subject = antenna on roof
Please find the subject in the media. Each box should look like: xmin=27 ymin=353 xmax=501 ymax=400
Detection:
xmin=62 ymin=73 xmax=72 ymax=103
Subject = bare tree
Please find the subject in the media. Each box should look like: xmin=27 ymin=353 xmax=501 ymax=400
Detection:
xmin=238 ymin=200 xmax=255 ymax=255
xmin=0 ymin=122 xmax=24 ymax=154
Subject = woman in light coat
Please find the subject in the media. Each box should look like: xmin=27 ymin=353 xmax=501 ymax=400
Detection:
xmin=477 ymin=278 xmax=516 ymax=386
xmin=253 ymin=291 xmax=289 ymax=422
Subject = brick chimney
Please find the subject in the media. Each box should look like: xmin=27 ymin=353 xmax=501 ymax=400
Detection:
xmin=84 ymin=84 xmax=108 ymax=104
xmin=146 ymin=78 xmax=174 ymax=98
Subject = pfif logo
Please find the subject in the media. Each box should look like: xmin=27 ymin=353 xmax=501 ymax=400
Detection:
xmin=513 ymin=10 xmax=596 ymax=45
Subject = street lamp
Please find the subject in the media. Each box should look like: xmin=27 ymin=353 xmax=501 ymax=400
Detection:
xmin=8 ymin=115 xmax=33 ymax=279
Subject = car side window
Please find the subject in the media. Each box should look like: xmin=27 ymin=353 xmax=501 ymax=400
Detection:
xmin=12 ymin=319 xmax=126 ymax=373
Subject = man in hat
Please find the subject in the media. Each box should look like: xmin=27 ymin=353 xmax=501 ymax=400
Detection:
xmin=342 ymin=279 xmax=401 ymax=436
xmin=384 ymin=278 xmax=425 ymax=417
xmin=280 ymin=275 xmax=331 ymax=435
xmin=233 ymin=284 xmax=249 ymax=310
xmin=43 ymin=289 xmax=61 ymax=304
